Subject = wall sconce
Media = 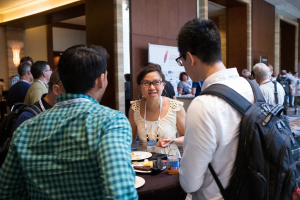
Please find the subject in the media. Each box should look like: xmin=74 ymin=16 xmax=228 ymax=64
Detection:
xmin=12 ymin=47 xmax=21 ymax=67
xmin=8 ymin=41 xmax=24 ymax=67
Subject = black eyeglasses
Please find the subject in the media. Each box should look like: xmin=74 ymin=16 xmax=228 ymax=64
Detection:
xmin=141 ymin=80 xmax=162 ymax=87
xmin=175 ymin=53 xmax=186 ymax=66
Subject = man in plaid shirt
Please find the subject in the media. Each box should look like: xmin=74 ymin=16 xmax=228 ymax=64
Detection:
xmin=0 ymin=45 xmax=138 ymax=200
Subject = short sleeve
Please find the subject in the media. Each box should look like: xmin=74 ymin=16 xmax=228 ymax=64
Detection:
xmin=177 ymin=82 xmax=183 ymax=88
xmin=130 ymin=100 xmax=141 ymax=111
xmin=170 ymin=100 xmax=184 ymax=111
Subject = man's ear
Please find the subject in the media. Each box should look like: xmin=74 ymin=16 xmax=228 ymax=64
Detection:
xmin=96 ymin=73 xmax=105 ymax=89
xmin=52 ymin=85 xmax=60 ymax=96
xmin=187 ymin=52 xmax=196 ymax=66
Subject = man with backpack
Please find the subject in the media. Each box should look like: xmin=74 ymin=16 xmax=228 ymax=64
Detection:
xmin=177 ymin=19 xmax=254 ymax=199
xmin=277 ymin=70 xmax=294 ymax=107
xmin=12 ymin=69 xmax=64 ymax=131
xmin=0 ymin=69 xmax=64 ymax=167
xmin=178 ymin=19 xmax=299 ymax=200
xmin=253 ymin=63 xmax=285 ymax=106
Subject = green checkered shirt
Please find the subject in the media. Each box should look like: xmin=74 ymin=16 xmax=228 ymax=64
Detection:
xmin=0 ymin=93 xmax=138 ymax=200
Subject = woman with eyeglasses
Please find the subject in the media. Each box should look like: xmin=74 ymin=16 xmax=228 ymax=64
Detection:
xmin=128 ymin=62 xmax=186 ymax=155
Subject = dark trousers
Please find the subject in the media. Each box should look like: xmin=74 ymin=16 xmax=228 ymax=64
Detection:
xmin=125 ymin=99 xmax=131 ymax=118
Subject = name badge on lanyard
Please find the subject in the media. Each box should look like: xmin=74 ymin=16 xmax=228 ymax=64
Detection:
xmin=145 ymin=96 xmax=162 ymax=153
xmin=147 ymin=140 xmax=158 ymax=153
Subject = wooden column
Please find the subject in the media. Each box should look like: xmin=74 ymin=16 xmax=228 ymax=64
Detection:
xmin=46 ymin=24 xmax=54 ymax=69
xmin=85 ymin=0 xmax=116 ymax=109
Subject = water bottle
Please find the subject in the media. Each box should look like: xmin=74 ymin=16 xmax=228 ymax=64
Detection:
xmin=167 ymin=143 xmax=180 ymax=174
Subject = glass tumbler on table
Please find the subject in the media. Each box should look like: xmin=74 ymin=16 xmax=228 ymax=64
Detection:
xmin=167 ymin=143 xmax=180 ymax=174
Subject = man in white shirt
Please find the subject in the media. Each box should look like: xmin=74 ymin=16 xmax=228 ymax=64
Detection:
xmin=253 ymin=63 xmax=285 ymax=106
xmin=267 ymin=64 xmax=277 ymax=81
xmin=176 ymin=19 xmax=254 ymax=200
xmin=294 ymin=75 xmax=300 ymax=115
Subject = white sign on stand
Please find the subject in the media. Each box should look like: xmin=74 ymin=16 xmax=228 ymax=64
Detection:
xmin=148 ymin=44 xmax=192 ymax=96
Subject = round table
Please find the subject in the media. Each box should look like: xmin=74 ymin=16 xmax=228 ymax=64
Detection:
xmin=136 ymin=160 xmax=186 ymax=200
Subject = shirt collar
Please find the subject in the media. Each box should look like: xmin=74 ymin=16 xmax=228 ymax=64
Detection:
xmin=55 ymin=93 xmax=99 ymax=104
xmin=40 ymin=93 xmax=52 ymax=110
xmin=35 ymin=79 xmax=48 ymax=88
xmin=202 ymin=68 xmax=240 ymax=90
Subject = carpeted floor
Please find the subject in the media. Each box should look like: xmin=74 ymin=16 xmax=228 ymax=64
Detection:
xmin=287 ymin=107 xmax=300 ymax=132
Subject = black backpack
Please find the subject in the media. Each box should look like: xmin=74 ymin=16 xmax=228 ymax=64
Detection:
xmin=0 ymin=102 xmax=42 ymax=167
xmin=278 ymin=77 xmax=290 ymax=95
xmin=201 ymin=79 xmax=300 ymax=200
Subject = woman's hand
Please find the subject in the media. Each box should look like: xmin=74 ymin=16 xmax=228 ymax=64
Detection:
xmin=156 ymin=138 xmax=174 ymax=148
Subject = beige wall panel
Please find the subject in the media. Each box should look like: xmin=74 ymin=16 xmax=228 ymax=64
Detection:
xmin=24 ymin=26 xmax=48 ymax=63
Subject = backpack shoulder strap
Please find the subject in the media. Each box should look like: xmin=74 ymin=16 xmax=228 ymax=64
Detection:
xmin=200 ymin=79 xmax=264 ymax=114
xmin=272 ymin=80 xmax=278 ymax=104
xmin=22 ymin=104 xmax=43 ymax=116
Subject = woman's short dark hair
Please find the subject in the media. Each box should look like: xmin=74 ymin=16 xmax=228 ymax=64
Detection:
xmin=137 ymin=62 xmax=165 ymax=85
xmin=179 ymin=72 xmax=188 ymax=81
xmin=58 ymin=44 xmax=109 ymax=94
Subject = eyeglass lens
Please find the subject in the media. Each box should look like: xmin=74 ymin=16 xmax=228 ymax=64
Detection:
xmin=143 ymin=80 xmax=161 ymax=87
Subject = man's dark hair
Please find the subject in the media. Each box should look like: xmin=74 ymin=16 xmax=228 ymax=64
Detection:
xmin=20 ymin=56 xmax=33 ymax=65
xmin=18 ymin=62 xmax=31 ymax=76
xmin=179 ymin=72 xmax=188 ymax=81
xmin=137 ymin=62 xmax=165 ymax=85
xmin=31 ymin=61 xmax=49 ymax=79
xmin=124 ymin=74 xmax=130 ymax=82
xmin=177 ymin=18 xmax=222 ymax=65
xmin=58 ymin=45 xmax=109 ymax=94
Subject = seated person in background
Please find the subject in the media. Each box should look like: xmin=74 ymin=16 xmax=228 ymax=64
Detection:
xmin=192 ymin=81 xmax=203 ymax=97
xmin=129 ymin=62 xmax=186 ymax=156
xmin=12 ymin=69 xmax=65 ymax=131
xmin=253 ymin=63 xmax=285 ymax=106
xmin=241 ymin=69 xmax=251 ymax=79
xmin=177 ymin=72 xmax=192 ymax=95
xmin=0 ymin=45 xmax=138 ymax=199
xmin=0 ymin=79 xmax=8 ymax=92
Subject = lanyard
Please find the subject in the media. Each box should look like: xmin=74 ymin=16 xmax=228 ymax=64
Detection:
xmin=38 ymin=80 xmax=47 ymax=89
xmin=144 ymin=96 xmax=162 ymax=142
xmin=54 ymin=98 xmax=91 ymax=107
